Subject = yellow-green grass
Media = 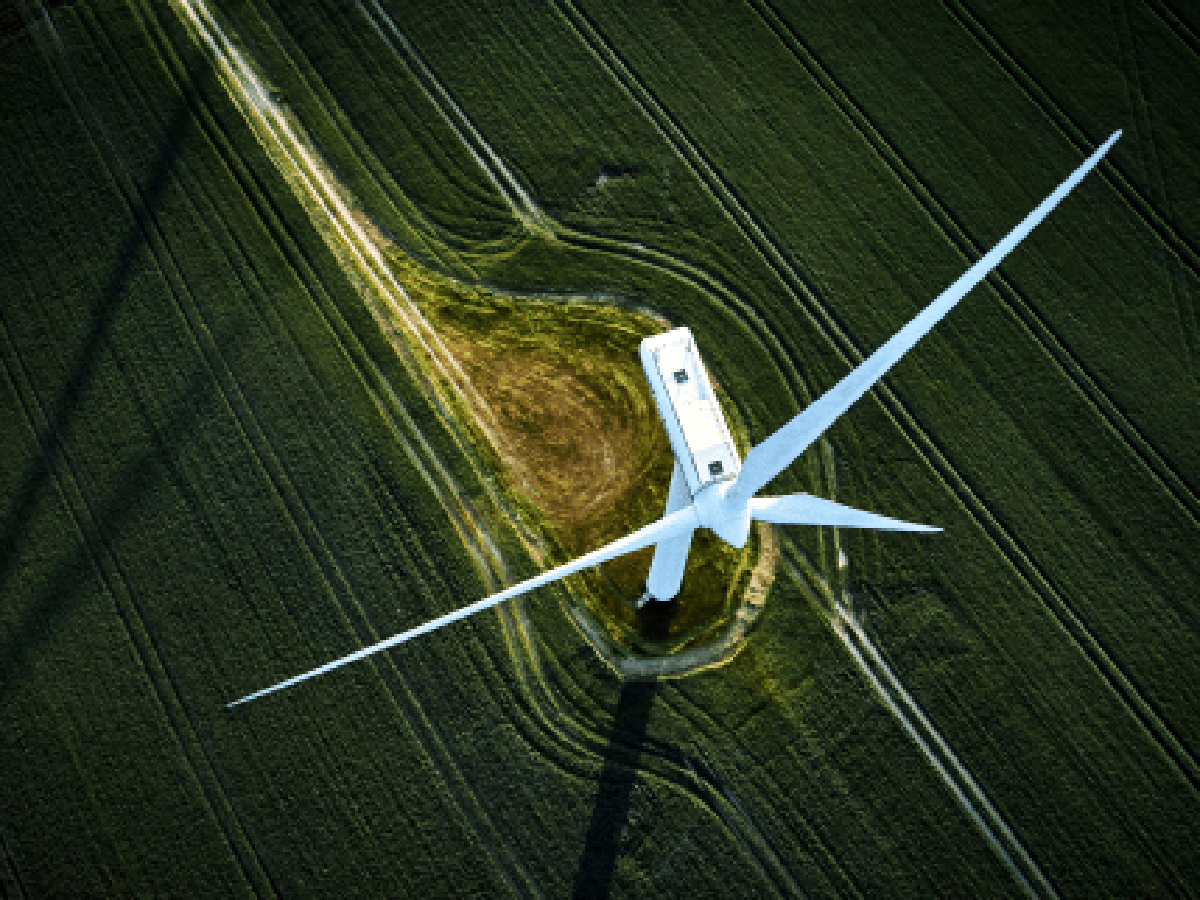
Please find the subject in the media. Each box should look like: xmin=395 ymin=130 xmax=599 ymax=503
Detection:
xmin=222 ymin=0 xmax=1200 ymax=890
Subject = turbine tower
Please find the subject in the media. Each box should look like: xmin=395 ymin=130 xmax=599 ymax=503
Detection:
xmin=229 ymin=132 xmax=1120 ymax=708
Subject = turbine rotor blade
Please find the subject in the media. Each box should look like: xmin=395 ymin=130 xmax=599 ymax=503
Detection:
xmin=645 ymin=460 xmax=696 ymax=601
xmin=229 ymin=505 xmax=701 ymax=707
xmin=733 ymin=131 xmax=1121 ymax=501
xmin=751 ymin=494 xmax=940 ymax=532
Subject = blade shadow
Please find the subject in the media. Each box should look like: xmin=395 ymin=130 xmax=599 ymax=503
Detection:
xmin=0 ymin=17 xmax=217 ymax=695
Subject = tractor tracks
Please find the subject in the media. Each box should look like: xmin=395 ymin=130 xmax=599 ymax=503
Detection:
xmin=15 ymin=5 xmax=280 ymax=894
xmin=552 ymin=0 xmax=1200 ymax=797
xmin=358 ymin=0 xmax=553 ymax=239
xmin=352 ymin=7 xmax=839 ymax=890
xmin=943 ymin=0 xmax=1200 ymax=416
xmin=781 ymin=547 xmax=1055 ymax=899
xmin=170 ymin=3 xmax=801 ymax=892
xmin=358 ymin=0 xmax=814 ymax=437
xmin=206 ymin=0 xmax=1197 ymax=889
xmin=1144 ymin=0 xmax=1200 ymax=59
xmin=953 ymin=0 xmax=1200 ymax=399
xmin=499 ymin=595 xmax=810 ymax=897
xmin=942 ymin=0 xmax=1200 ymax=287
xmin=174 ymin=4 xmax=783 ymax=893
xmin=354 ymin=2 xmax=1195 ymax=887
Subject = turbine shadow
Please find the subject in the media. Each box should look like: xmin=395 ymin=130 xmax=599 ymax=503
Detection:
xmin=635 ymin=595 xmax=677 ymax=644
xmin=571 ymin=680 xmax=658 ymax=899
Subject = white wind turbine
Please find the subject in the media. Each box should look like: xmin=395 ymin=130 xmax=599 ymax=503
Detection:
xmin=229 ymin=132 xmax=1120 ymax=708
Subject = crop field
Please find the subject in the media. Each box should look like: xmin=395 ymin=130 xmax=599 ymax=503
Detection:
xmin=1 ymin=0 xmax=1197 ymax=897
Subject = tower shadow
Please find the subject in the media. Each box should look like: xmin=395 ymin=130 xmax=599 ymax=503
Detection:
xmin=572 ymin=679 xmax=658 ymax=899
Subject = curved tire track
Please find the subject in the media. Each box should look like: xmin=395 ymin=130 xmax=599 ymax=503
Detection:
xmin=169 ymin=4 xmax=800 ymax=894
xmin=242 ymin=1 xmax=1194 ymax=891
xmin=354 ymin=7 xmax=996 ymax=894
xmin=350 ymin=6 xmax=1192 ymax=891
xmin=345 ymin=7 xmax=850 ymax=891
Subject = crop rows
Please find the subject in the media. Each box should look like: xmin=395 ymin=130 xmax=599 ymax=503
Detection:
xmin=0 ymin=1 xmax=545 ymax=894
xmin=782 ymin=540 xmax=1055 ymax=898
xmin=0 ymin=2 xmax=840 ymax=894
xmin=211 ymin=6 xmax=859 ymax=893
xmin=140 ymin=3 xmax=578 ymax=894
xmin=754 ymin=0 xmax=1199 ymax=530
xmin=334 ymin=2 xmax=1059 ymax=894
xmin=231 ymin=0 xmax=1200 ymax=892
xmin=351 ymin=9 xmax=1044 ymax=891
xmin=584 ymin=15 xmax=1200 ymax=878
xmin=2 ymin=5 xmax=273 ymax=893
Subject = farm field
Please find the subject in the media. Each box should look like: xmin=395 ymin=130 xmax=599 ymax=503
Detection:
xmin=1 ymin=0 xmax=1197 ymax=897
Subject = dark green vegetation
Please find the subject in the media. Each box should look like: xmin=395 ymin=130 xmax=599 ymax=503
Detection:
xmin=1 ymin=0 xmax=1197 ymax=898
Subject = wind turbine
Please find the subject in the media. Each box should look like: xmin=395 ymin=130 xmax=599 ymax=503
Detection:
xmin=229 ymin=132 xmax=1120 ymax=708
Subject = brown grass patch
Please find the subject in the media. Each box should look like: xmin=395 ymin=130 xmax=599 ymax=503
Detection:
xmin=391 ymin=250 xmax=757 ymax=651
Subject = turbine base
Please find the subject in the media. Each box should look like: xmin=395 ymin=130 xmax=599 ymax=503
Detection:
xmin=635 ymin=592 xmax=678 ymax=643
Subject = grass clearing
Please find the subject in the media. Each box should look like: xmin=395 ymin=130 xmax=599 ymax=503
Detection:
xmin=386 ymin=247 xmax=764 ymax=655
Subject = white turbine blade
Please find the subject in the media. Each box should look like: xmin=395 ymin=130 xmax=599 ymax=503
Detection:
xmin=228 ymin=505 xmax=700 ymax=707
xmin=751 ymin=494 xmax=940 ymax=532
xmin=733 ymin=131 xmax=1121 ymax=501
xmin=645 ymin=526 xmax=694 ymax=601
xmin=646 ymin=461 xmax=695 ymax=601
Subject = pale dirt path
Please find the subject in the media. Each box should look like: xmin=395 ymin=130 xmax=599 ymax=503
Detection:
xmin=180 ymin=0 xmax=782 ymax=744
xmin=169 ymin=7 xmax=923 ymax=892
xmin=175 ymin=0 xmax=778 ymax=702
xmin=357 ymin=0 xmax=790 ymax=678
xmin=174 ymin=0 xmax=568 ymax=565
xmin=813 ymin=448 xmax=1055 ymax=898
xmin=174 ymin=0 xmax=527 ymax=499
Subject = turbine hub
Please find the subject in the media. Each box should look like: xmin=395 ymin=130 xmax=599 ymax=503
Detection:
xmin=693 ymin=480 xmax=752 ymax=548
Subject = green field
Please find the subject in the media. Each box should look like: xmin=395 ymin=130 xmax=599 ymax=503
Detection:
xmin=2 ymin=0 xmax=1198 ymax=896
